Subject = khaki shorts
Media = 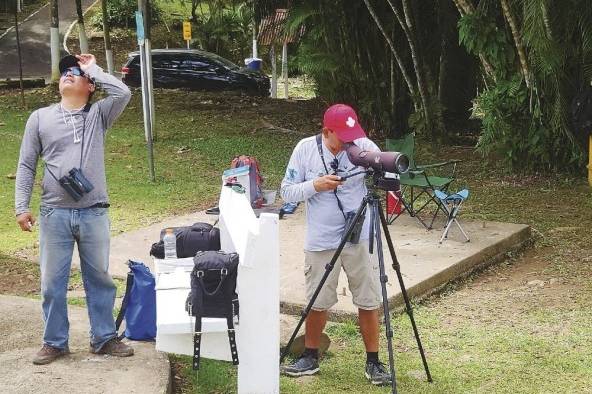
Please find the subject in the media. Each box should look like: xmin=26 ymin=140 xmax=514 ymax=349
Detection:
xmin=304 ymin=241 xmax=382 ymax=311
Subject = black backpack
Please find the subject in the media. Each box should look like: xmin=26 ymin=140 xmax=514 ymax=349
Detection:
xmin=150 ymin=223 xmax=220 ymax=259
xmin=185 ymin=251 xmax=239 ymax=370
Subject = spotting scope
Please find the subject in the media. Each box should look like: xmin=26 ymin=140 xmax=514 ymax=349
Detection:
xmin=345 ymin=143 xmax=410 ymax=174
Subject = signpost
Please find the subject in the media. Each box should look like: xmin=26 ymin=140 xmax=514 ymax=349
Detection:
xmin=183 ymin=21 xmax=191 ymax=49
xmin=588 ymin=135 xmax=592 ymax=186
xmin=135 ymin=9 xmax=155 ymax=182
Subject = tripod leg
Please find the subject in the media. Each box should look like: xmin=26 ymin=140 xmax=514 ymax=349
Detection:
xmin=378 ymin=202 xmax=433 ymax=383
xmin=371 ymin=200 xmax=398 ymax=394
xmin=280 ymin=199 xmax=369 ymax=363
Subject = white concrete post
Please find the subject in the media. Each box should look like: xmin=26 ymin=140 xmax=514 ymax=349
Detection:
xmin=270 ymin=45 xmax=277 ymax=98
xmin=282 ymin=41 xmax=288 ymax=99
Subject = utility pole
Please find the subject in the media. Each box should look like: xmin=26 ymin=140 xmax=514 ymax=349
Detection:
xmin=50 ymin=0 xmax=60 ymax=82
xmin=101 ymin=0 xmax=114 ymax=74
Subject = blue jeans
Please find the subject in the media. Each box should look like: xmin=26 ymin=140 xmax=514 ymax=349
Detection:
xmin=39 ymin=206 xmax=116 ymax=351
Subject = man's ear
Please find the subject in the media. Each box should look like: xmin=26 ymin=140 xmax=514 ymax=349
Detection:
xmin=88 ymin=83 xmax=96 ymax=94
xmin=321 ymin=127 xmax=331 ymax=137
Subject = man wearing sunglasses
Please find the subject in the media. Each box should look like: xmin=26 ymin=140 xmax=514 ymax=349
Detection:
xmin=280 ymin=104 xmax=392 ymax=386
xmin=15 ymin=53 xmax=132 ymax=365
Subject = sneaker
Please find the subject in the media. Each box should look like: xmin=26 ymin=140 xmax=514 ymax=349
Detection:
xmin=281 ymin=355 xmax=320 ymax=377
xmin=365 ymin=361 xmax=392 ymax=386
xmin=90 ymin=337 xmax=134 ymax=357
xmin=32 ymin=344 xmax=70 ymax=365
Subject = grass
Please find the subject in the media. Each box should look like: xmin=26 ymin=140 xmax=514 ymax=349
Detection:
xmin=0 ymin=87 xmax=321 ymax=253
xmin=2 ymin=79 xmax=592 ymax=393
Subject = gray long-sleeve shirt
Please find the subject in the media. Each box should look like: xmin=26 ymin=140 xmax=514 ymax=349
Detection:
xmin=15 ymin=64 xmax=131 ymax=215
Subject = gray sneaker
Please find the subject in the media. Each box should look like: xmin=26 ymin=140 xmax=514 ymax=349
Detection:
xmin=365 ymin=361 xmax=392 ymax=386
xmin=281 ymin=355 xmax=320 ymax=377
xmin=33 ymin=344 xmax=70 ymax=365
xmin=90 ymin=337 xmax=134 ymax=357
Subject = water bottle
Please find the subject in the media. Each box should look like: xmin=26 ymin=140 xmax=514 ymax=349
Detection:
xmin=163 ymin=228 xmax=177 ymax=259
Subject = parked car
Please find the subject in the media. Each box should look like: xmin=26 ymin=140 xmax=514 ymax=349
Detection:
xmin=121 ymin=49 xmax=270 ymax=96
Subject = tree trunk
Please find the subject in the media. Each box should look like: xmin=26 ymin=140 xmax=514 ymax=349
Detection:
xmin=500 ymin=0 xmax=531 ymax=88
xmin=191 ymin=0 xmax=198 ymax=21
xmin=362 ymin=0 xmax=418 ymax=109
xmin=101 ymin=0 xmax=114 ymax=74
xmin=50 ymin=0 xmax=60 ymax=82
xmin=387 ymin=0 xmax=436 ymax=134
xmin=75 ymin=0 xmax=89 ymax=53
xmin=451 ymin=0 xmax=496 ymax=79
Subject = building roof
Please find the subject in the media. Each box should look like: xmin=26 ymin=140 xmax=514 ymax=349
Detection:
xmin=257 ymin=8 xmax=304 ymax=46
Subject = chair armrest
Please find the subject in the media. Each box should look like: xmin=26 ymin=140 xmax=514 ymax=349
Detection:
xmin=416 ymin=159 xmax=462 ymax=170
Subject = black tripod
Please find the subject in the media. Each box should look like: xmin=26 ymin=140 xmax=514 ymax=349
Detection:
xmin=280 ymin=172 xmax=432 ymax=394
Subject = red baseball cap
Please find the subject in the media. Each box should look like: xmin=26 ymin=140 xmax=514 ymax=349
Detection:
xmin=323 ymin=104 xmax=366 ymax=142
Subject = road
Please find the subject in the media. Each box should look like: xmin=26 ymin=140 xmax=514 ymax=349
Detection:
xmin=0 ymin=0 xmax=96 ymax=80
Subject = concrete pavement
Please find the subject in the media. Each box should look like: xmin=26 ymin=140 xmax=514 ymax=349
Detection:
xmin=0 ymin=295 xmax=170 ymax=394
xmin=86 ymin=207 xmax=531 ymax=320
xmin=0 ymin=0 xmax=96 ymax=80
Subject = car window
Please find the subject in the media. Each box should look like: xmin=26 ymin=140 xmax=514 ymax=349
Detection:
xmin=181 ymin=58 xmax=214 ymax=71
xmin=207 ymin=54 xmax=240 ymax=70
xmin=153 ymin=55 xmax=184 ymax=69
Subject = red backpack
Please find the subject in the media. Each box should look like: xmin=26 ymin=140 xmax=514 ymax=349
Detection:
xmin=230 ymin=155 xmax=264 ymax=208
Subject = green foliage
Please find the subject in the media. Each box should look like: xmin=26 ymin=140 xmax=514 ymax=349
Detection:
xmin=473 ymin=75 xmax=581 ymax=170
xmin=89 ymin=0 xmax=162 ymax=29
xmin=190 ymin=2 xmax=253 ymax=61
xmin=287 ymin=1 xmax=411 ymax=135
xmin=458 ymin=12 xmax=514 ymax=79
xmin=457 ymin=0 xmax=590 ymax=171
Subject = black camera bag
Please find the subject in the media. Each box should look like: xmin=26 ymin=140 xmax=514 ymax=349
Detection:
xmin=185 ymin=251 xmax=239 ymax=370
xmin=150 ymin=223 xmax=220 ymax=259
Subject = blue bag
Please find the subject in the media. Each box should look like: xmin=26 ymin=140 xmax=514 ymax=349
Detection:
xmin=115 ymin=260 xmax=157 ymax=341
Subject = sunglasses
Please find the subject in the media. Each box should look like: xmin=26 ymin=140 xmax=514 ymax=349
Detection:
xmin=61 ymin=67 xmax=86 ymax=78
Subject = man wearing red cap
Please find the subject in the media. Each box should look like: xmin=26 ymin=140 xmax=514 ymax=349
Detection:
xmin=280 ymin=104 xmax=392 ymax=386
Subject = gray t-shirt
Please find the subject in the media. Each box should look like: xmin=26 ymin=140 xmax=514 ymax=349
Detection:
xmin=14 ymin=64 xmax=131 ymax=215
xmin=280 ymin=135 xmax=380 ymax=251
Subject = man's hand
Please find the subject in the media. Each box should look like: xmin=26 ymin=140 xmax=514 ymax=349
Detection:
xmin=16 ymin=212 xmax=36 ymax=232
xmin=76 ymin=54 xmax=96 ymax=73
xmin=313 ymin=175 xmax=343 ymax=192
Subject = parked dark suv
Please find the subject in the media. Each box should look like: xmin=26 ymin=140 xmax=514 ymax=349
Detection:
xmin=121 ymin=49 xmax=270 ymax=96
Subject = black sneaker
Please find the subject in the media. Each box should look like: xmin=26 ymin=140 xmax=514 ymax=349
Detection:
xmin=365 ymin=361 xmax=392 ymax=386
xmin=281 ymin=355 xmax=320 ymax=377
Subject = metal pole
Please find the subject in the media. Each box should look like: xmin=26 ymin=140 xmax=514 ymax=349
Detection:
xmin=136 ymin=4 xmax=155 ymax=182
xmin=144 ymin=0 xmax=155 ymax=140
xmin=139 ymin=40 xmax=155 ymax=181
xmin=252 ymin=0 xmax=257 ymax=58
xmin=14 ymin=0 xmax=25 ymax=108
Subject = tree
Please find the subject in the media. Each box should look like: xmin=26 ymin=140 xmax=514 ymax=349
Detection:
xmin=50 ymin=0 xmax=60 ymax=82
xmin=76 ymin=0 xmax=90 ymax=53
xmin=102 ymin=0 xmax=114 ymax=74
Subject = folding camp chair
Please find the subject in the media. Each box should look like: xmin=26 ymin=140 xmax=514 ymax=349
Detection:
xmin=385 ymin=133 xmax=460 ymax=229
xmin=434 ymin=189 xmax=470 ymax=243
